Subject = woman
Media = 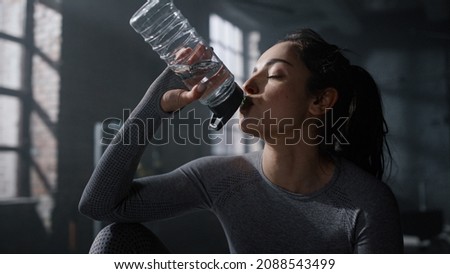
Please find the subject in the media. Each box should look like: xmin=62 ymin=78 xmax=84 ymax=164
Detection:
xmin=79 ymin=29 xmax=403 ymax=253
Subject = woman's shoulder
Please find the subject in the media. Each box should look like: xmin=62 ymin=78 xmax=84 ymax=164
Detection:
xmin=335 ymin=157 xmax=398 ymax=208
xmin=334 ymin=157 xmax=403 ymax=252
xmin=185 ymin=150 xmax=261 ymax=168
xmin=178 ymin=150 xmax=262 ymax=181
xmin=175 ymin=151 xmax=263 ymax=203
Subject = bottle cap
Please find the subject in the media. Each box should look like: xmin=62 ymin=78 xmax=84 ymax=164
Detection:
xmin=208 ymin=83 xmax=244 ymax=131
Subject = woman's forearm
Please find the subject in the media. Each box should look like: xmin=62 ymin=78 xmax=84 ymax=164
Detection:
xmin=78 ymin=68 xmax=185 ymax=221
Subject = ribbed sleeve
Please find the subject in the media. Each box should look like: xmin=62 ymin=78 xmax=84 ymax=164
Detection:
xmin=78 ymin=68 xmax=194 ymax=221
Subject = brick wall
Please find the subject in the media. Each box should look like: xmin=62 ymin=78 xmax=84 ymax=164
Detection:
xmin=30 ymin=1 xmax=62 ymax=231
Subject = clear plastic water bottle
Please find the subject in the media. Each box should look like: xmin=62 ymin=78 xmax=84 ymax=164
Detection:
xmin=130 ymin=0 xmax=244 ymax=130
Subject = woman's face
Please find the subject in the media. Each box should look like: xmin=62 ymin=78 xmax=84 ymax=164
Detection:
xmin=239 ymin=41 xmax=315 ymax=142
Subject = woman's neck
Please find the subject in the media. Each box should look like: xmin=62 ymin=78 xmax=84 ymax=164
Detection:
xmin=262 ymin=143 xmax=335 ymax=194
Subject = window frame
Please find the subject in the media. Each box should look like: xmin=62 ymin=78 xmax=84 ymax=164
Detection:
xmin=0 ymin=0 xmax=35 ymax=197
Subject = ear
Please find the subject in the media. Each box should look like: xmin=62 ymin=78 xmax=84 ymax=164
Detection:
xmin=308 ymin=87 xmax=338 ymax=116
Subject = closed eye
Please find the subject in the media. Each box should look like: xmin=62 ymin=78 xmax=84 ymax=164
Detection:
xmin=268 ymin=75 xmax=283 ymax=79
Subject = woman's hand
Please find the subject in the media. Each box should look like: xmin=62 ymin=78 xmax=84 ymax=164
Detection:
xmin=160 ymin=83 xmax=206 ymax=113
xmin=160 ymin=45 xmax=211 ymax=113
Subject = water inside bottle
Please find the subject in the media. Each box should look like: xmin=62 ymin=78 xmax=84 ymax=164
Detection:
xmin=171 ymin=60 xmax=235 ymax=107
xmin=171 ymin=60 xmax=222 ymax=81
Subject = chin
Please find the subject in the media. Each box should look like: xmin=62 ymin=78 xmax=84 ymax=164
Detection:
xmin=239 ymin=115 xmax=261 ymax=137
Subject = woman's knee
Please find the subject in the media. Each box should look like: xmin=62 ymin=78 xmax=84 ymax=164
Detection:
xmin=89 ymin=223 xmax=170 ymax=254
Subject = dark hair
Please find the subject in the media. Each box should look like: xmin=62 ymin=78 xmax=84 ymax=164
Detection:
xmin=281 ymin=28 xmax=391 ymax=180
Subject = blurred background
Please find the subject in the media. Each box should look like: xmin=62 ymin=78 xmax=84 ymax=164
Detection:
xmin=0 ymin=0 xmax=449 ymax=253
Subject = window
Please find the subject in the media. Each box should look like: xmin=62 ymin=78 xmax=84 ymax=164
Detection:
xmin=0 ymin=94 xmax=21 ymax=198
xmin=209 ymin=14 xmax=263 ymax=155
xmin=0 ymin=0 xmax=27 ymax=198
xmin=0 ymin=0 xmax=61 ymax=231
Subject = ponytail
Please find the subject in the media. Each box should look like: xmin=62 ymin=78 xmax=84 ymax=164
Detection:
xmin=339 ymin=65 xmax=391 ymax=180
xmin=282 ymin=29 xmax=392 ymax=180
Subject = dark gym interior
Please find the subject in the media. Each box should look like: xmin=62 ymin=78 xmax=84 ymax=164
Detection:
xmin=0 ymin=0 xmax=449 ymax=253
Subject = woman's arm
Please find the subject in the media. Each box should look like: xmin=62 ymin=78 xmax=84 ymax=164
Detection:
xmin=78 ymin=68 xmax=209 ymax=222
xmin=353 ymin=184 xmax=404 ymax=253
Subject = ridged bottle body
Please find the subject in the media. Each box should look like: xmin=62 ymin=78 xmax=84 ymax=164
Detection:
xmin=130 ymin=0 xmax=243 ymax=129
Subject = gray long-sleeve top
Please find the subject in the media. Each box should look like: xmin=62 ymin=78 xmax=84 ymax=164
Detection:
xmin=79 ymin=68 xmax=404 ymax=253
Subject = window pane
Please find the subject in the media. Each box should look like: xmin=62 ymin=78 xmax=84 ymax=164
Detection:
xmin=32 ymin=54 xmax=60 ymax=122
xmin=0 ymin=152 xmax=18 ymax=198
xmin=0 ymin=39 xmax=24 ymax=90
xmin=0 ymin=0 xmax=26 ymax=37
xmin=247 ymin=31 xmax=261 ymax=76
xmin=34 ymin=2 xmax=62 ymax=62
xmin=0 ymin=95 xmax=21 ymax=147
xmin=209 ymin=14 xmax=221 ymax=42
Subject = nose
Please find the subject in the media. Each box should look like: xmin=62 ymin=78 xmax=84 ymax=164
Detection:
xmin=243 ymin=76 xmax=259 ymax=95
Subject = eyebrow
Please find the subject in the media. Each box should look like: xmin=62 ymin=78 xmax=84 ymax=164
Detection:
xmin=253 ymin=58 xmax=294 ymax=73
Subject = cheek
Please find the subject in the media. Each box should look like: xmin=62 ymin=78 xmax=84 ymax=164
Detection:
xmin=272 ymin=92 xmax=309 ymax=119
xmin=274 ymin=100 xmax=313 ymax=135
